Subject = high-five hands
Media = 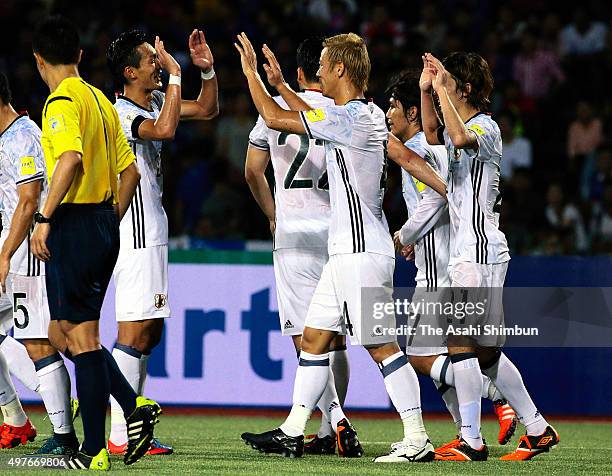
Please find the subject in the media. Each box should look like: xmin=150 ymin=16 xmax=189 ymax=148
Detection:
xmin=234 ymin=32 xmax=258 ymax=77
xmin=424 ymin=53 xmax=449 ymax=93
xmin=261 ymin=44 xmax=286 ymax=89
xmin=189 ymin=29 xmax=214 ymax=72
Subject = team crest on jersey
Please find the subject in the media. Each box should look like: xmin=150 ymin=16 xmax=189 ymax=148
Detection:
xmin=47 ymin=115 xmax=66 ymax=134
xmin=154 ymin=293 xmax=167 ymax=309
xmin=305 ymin=108 xmax=326 ymax=123
xmin=20 ymin=156 xmax=36 ymax=175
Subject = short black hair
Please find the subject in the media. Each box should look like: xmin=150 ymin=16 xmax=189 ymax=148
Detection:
xmin=442 ymin=52 xmax=493 ymax=111
xmin=0 ymin=72 xmax=11 ymax=105
xmin=385 ymin=69 xmax=421 ymax=121
xmin=32 ymin=16 xmax=80 ymax=65
xmin=107 ymin=29 xmax=149 ymax=85
xmin=296 ymin=37 xmax=323 ymax=83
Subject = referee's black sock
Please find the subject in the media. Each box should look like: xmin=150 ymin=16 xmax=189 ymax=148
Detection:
xmin=73 ymin=349 xmax=109 ymax=456
xmin=102 ymin=346 xmax=137 ymax=416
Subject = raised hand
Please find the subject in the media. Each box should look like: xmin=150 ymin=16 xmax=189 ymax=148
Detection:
xmin=155 ymin=36 xmax=181 ymax=76
xmin=419 ymin=54 xmax=436 ymax=93
xmin=425 ymin=53 xmax=449 ymax=92
xmin=234 ymin=32 xmax=258 ymax=77
xmin=189 ymin=29 xmax=214 ymax=72
xmin=261 ymin=44 xmax=285 ymax=89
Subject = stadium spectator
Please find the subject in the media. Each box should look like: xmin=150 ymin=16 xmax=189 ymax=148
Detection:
xmin=559 ymin=8 xmax=608 ymax=56
xmin=567 ymin=101 xmax=603 ymax=159
xmin=499 ymin=110 xmax=532 ymax=179
xmin=590 ymin=182 xmax=612 ymax=253
xmin=513 ymin=29 xmax=564 ymax=101
xmin=544 ymin=183 xmax=588 ymax=254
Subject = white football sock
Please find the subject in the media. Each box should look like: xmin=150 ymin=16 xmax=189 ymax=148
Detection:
xmin=0 ymin=335 xmax=40 ymax=392
xmin=109 ymin=345 xmax=142 ymax=445
xmin=482 ymin=375 xmax=504 ymax=401
xmin=0 ymin=352 xmax=27 ymax=426
xmin=482 ymin=352 xmax=548 ymax=435
xmin=434 ymin=381 xmax=462 ymax=433
xmin=329 ymin=347 xmax=349 ymax=403
xmin=380 ymin=352 xmax=427 ymax=445
xmin=35 ymin=355 xmax=73 ymax=434
xmin=430 ymin=355 xmax=504 ymax=401
xmin=280 ymin=351 xmax=329 ymax=437
xmin=430 ymin=355 xmax=453 ymax=386
xmin=452 ymin=354 xmax=483 ymax=449
xmin=317 ymin=347 xmax=350 ymax=438
xmin=316 ymin=368 xmax=343 ymax=437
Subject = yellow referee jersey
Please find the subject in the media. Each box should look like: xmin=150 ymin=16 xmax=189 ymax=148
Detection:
xmin=41 ymin=77 xmax=135 ymax=204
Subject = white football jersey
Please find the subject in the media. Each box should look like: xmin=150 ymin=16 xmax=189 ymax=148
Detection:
xmin=114 ymin=90 xmax=167 ymax=249
xmin=400 ymin=131 xmax=450 ymax=289
xmin=299 ymin=99 xmax=394 ymax=258
xmin=444 ymin=113 xmax=510 ymax=265
xmin=249 ymin=90 xmax=333 ymax=250
xmin=0 ymin=115 xmax=46 ymax=276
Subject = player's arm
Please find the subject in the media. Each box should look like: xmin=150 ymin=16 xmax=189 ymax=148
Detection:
xmin=0 ymin=180 xmax=41 ymax=292
xmin=114 ymin=108 xmax=140 ymax=220
xmin=117 ymin=163 xmax=140 ymax=220
xmin=420 ymin=55 xmax=443 ymax=145
xmin=261 ymin=44 xmax=312 ymax=112
xmin=245 ymin=146 xmax=275 ymax=232
xmin=427 ymin=53 xmax=477 ymax=150
xmin=387 ymin=134 xmax=447 ymax=197
xmin=397 ymin=180 xmax=447 ymax=246
xmin=137 ymin=37 xmax=181 ymax=140
xmin=180 ymin=29 xmax=219 ymax=120
xmin=235 ymin=33 xmax=306 ymax=134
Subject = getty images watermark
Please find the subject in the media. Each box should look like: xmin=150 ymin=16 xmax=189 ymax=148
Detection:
xmin=360 ymin=287 xmax=612 ymax=347
xmin=372 ymin=296 xmax=539 ymax=338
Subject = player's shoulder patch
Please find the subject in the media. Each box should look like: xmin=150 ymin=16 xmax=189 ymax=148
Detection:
xmin=20 ymin=156 xmax=36 ymax=175
xmin=304 ymin=108 xmax=326 ymax=123
xmin=468 ymin=123 xmax=486 ymax=136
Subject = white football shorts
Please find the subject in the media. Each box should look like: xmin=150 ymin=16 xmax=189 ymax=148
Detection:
xmin=450 ymin=261 xmax=508 ymax=347
xmin=114 ymin=244 xmax=170 ymax=322
xmin=305 ymin=252 xmax=396 ymax=346
xmin=10 ymin=274 xmax=51 ymax=339
xmin=273 ymin=247 xmax=328 ymax=336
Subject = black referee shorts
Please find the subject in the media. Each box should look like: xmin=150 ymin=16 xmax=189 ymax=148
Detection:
xmin=46 ymin=201 xmax=119 ymax=322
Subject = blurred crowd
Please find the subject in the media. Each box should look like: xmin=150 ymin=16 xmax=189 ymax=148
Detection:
xmin=1 ymin=0 xmax=610 ymax=255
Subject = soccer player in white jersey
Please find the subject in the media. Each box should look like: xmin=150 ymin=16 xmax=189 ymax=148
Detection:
xmin=246 ymin=38 xmax=354 ymax=456
xmin=236 ymin=32 xmax=446 ymax=462
xmin=385 ymin=70 xmax=517 ymax=454
xmin=106 ymin=29 xmax=218 ymax=455
xmin=0 ymin=72 xmax=76 ymax=453
xmin=420 ymin=52 xmax=559 ymax=461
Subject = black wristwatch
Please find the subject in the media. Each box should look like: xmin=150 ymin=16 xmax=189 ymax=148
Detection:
xmin=34 ymin=212 xmax=51 ymax=224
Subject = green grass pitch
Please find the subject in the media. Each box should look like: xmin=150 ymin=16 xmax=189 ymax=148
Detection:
xmin=1 ymin=411 xmax=610 ymax=474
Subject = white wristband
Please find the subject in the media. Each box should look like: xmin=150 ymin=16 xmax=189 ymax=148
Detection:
xmin=168 ymin=74 xmax=181 ymax=86
xmin=201 ymin=67 xmax=215 ymax=81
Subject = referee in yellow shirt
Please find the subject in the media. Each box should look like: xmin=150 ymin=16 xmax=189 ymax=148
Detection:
xmin=30 ymin=17 xmax=161 ymax=470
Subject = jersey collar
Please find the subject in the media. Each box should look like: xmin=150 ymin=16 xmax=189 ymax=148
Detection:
xmin=0 ymin=114 xmax=27 ymax=139
xmin=116 ymin=94 xmax=154 ymax=113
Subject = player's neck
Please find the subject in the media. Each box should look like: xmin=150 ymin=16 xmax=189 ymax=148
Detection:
xmin=0 ymin=104 xmax=19 ymax=134
xmin=46 ymin=65 xmax=80 ymax=92
xmin=398 ymin=123 xmax=422 ymax=143
xmin=122 ymin=85 xmax=153 ymax=109
xmin=300 ymin=81 xmax=322 ymax=93
xmin=456 ymin=102 xmax=480 ymax=123
xmin=333 ymin=82 xmax=364 ymax=106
